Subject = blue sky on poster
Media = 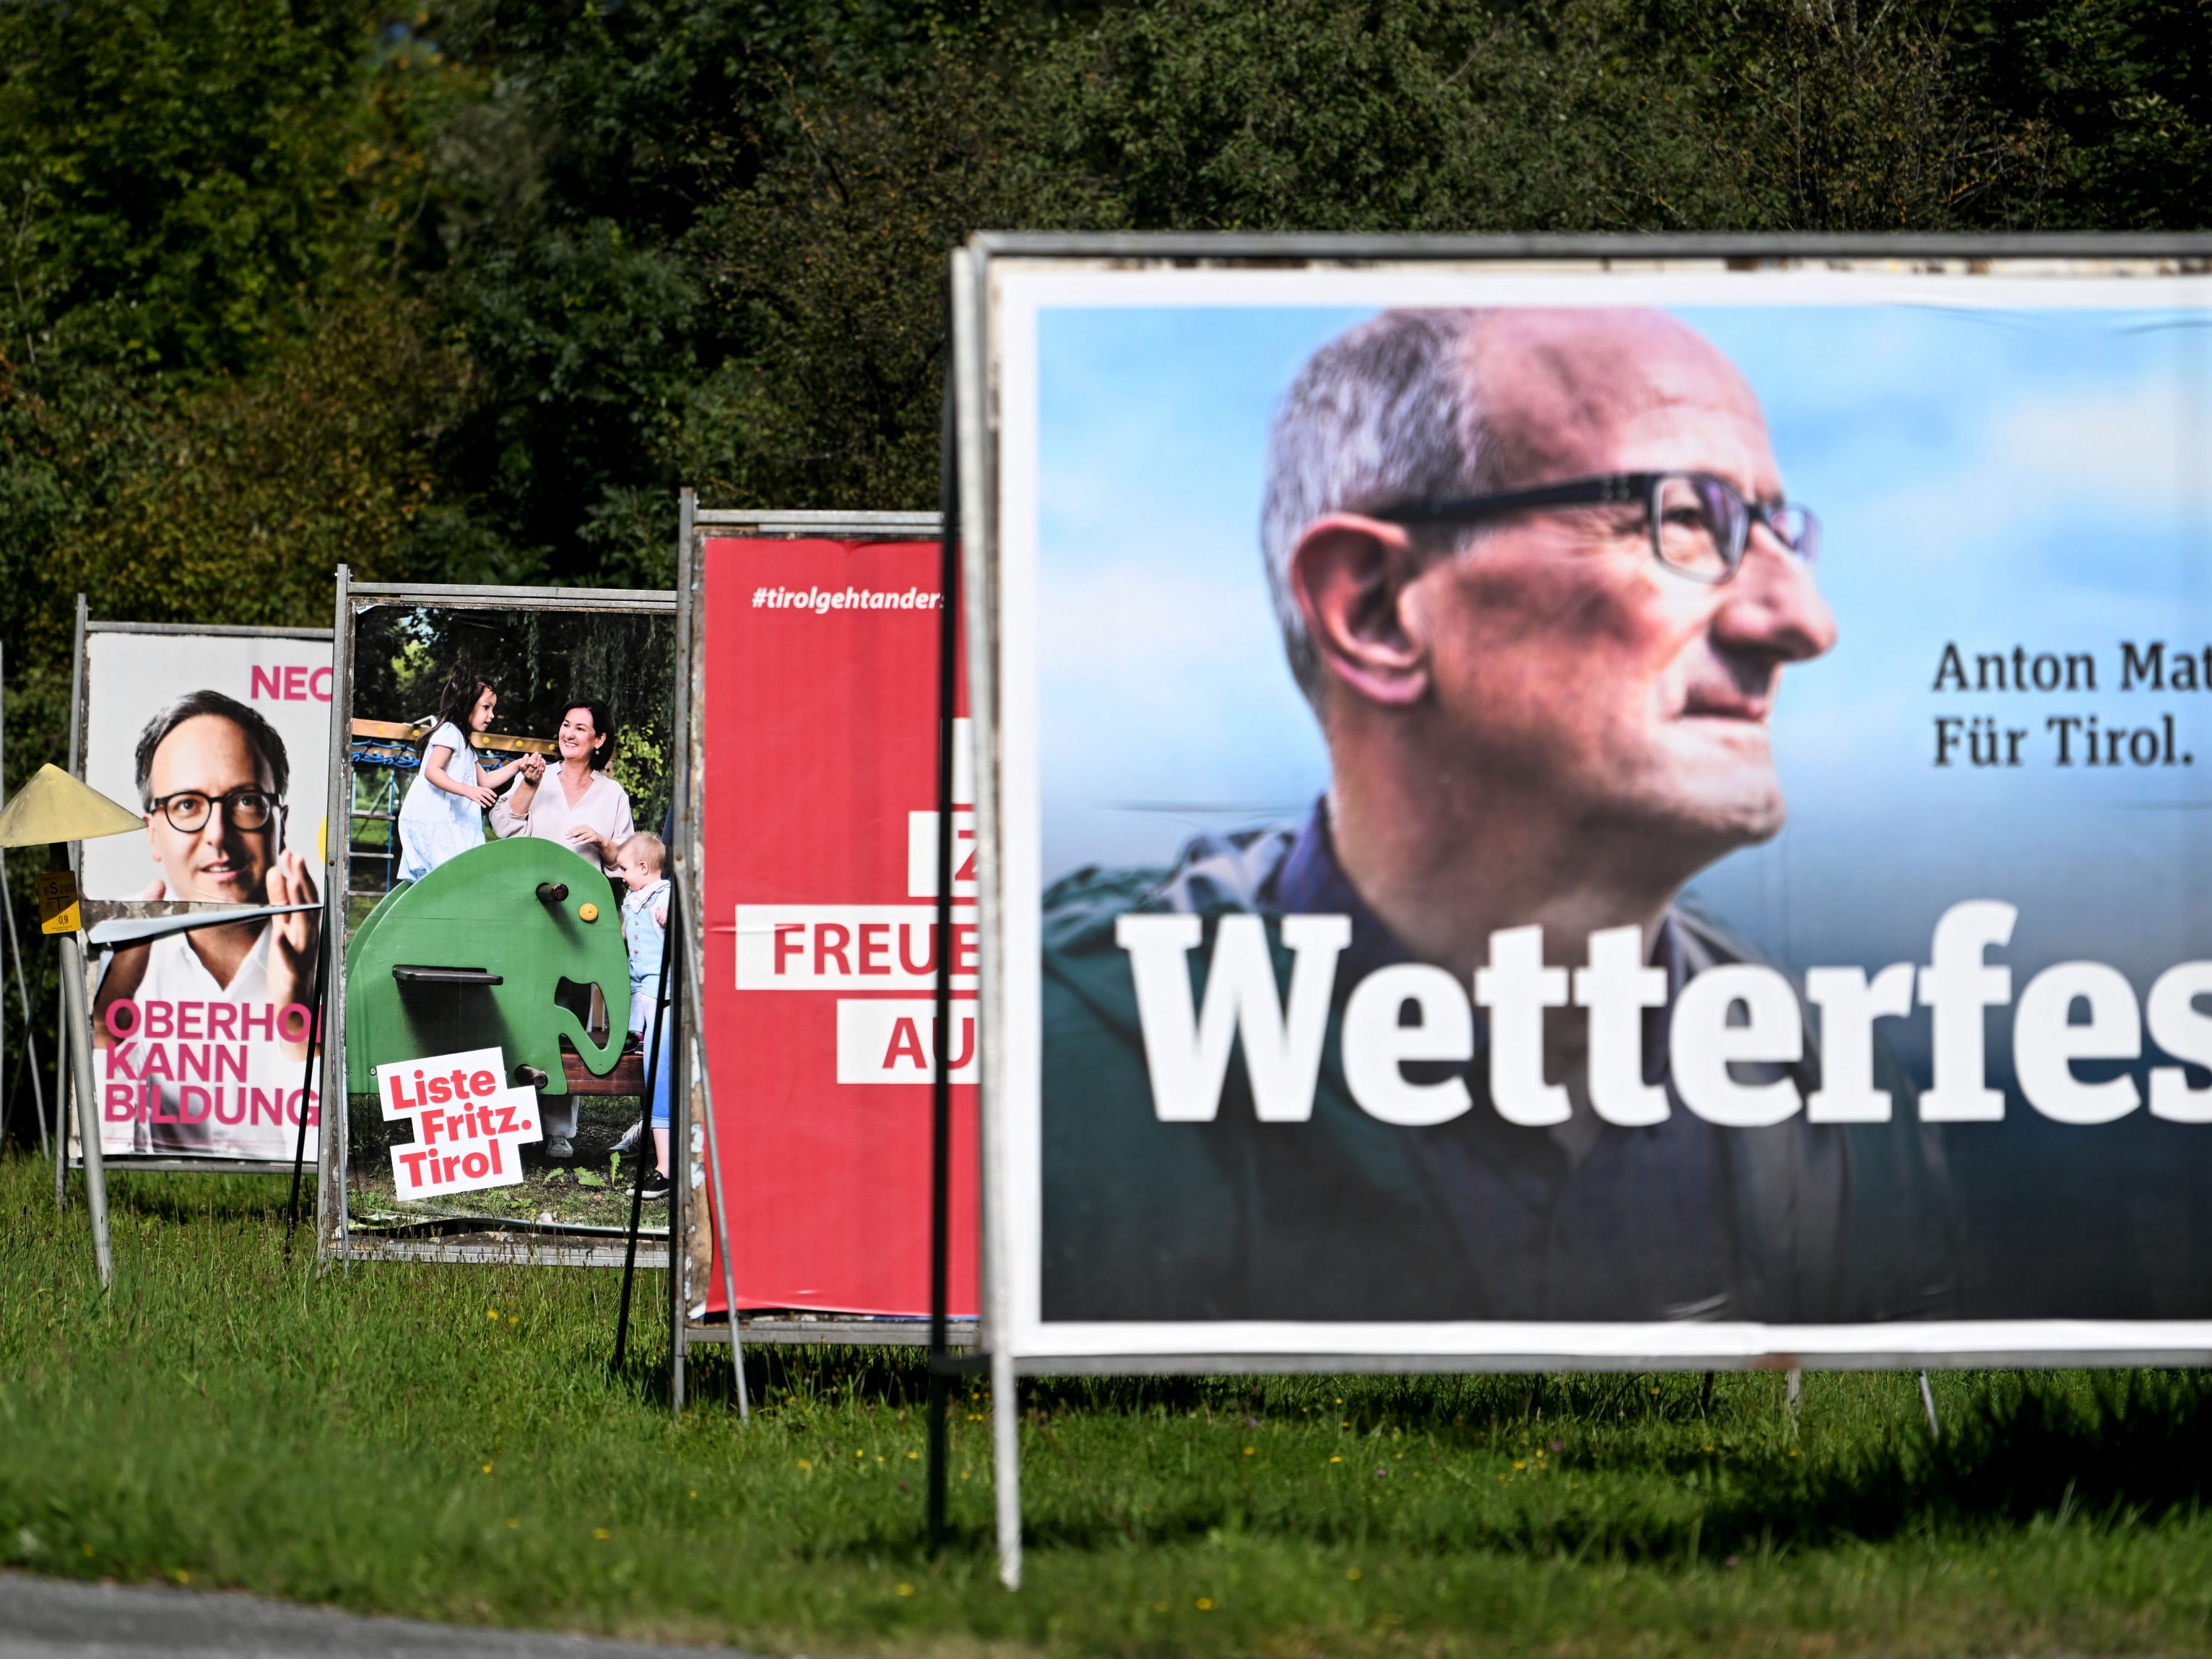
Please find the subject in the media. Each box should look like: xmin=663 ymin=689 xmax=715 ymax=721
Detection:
xmin=1035 ymin=300 xmax=2212 ymax=987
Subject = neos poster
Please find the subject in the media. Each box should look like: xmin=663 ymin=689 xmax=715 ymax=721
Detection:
xmin=700 ymin=537 xmax=977 ymax=1317
xmin=80 ymin=625 xmax=332 ymax=1160
xmin=976 ymin=248 xmax=2212 ymax=1364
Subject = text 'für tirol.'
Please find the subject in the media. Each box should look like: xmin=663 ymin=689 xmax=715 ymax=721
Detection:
xmin=1930 ymin=641 xmax=2210 ymax=768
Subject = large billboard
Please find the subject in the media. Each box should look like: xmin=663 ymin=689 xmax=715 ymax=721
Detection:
xmin=79 ymin=623 xmax=333 ymax=1161
xmin=697 ymin=537 xmax=977 ymax=1317
xmin=967 ymin=243 xmax=2212 ymax=1367
xmin=324 ymin=586 xmax=679 ymax=1242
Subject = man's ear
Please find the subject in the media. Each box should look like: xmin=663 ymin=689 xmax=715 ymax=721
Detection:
xmin=1289 ymin=514 xmax=1431 ymax=708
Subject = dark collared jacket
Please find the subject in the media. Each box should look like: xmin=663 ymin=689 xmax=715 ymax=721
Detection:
xmin=1041 ymin=817 xmax=1962 ymax=1325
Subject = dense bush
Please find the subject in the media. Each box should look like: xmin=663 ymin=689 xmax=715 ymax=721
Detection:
xmin=1 ymin=0 xmax=2208 ymax=1128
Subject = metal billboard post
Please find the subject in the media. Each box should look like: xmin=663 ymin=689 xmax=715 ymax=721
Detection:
xmin=949 ymin=243 xmax=1022 ymax=1592
xmin=58 ymin=926 xmax=110 ymax=1287
xmin=56 ymin=594 xmax=86 ymax=1204
xmin=613 ymin=883 xmax=680 ymax=1376
xmin=668 ymin=488 xmax=698 ymax=1416
xmin=681 ymin=890 xmax=746 ymax=1421
xmin=925 ymin=285 xmax=963 ymax=1555
xmin=285 ymin=906 xmax=331 ymax=1255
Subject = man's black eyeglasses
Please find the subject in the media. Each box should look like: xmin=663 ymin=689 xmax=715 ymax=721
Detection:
xmin=1373 ymin=471 xmax=1820 ymax=584
xmin=147 ymin=788 xmax=282 ymax=833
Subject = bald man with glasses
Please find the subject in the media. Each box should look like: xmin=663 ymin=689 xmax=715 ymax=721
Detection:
xmin=92 ymin=690 xmax=321 ymax=1156
xmin=1041 ymin=308 xmax=1962 ymax=1325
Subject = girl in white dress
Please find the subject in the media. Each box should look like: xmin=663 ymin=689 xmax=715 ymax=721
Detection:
xmin=396 ymin=672 xmax=532 ymax=881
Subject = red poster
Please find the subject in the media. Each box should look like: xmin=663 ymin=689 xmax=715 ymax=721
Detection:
xmin=699 ymin=539 xmax=977 ymax=1316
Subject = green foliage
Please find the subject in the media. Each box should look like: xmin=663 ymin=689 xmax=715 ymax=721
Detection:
xmin=1964 ymin=0 xmax=2212 ymax=227
xmin=604 ymin=720 xmax=668 ymax=833
xmin=0 ymin=0 xmax=436 ymax=375
xmin=1 ymin=0 xmax=2211 ymax=1130
xmin=6 ymin=1158 xmax=2212 ymax=1654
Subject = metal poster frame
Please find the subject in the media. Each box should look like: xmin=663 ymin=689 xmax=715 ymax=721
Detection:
xmin=59 ymin=615 xmax=338 ymax=1179
xmin=955 ymin=230 xmax=2212 ymax=1587
xmin=315 ymin=575 xmax=682 ymax=1273
xmin=667 ymin=497 xmax=979 ymax=1416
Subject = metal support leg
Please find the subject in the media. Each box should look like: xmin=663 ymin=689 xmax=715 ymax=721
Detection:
xmin=992 ymin=1346 xmax=1021 ymax=1590
xmin=1917 ymin=1371 xmax=1940 ymax=1440
xmin=1 ymin=848 xmax=46 ymax=1158
xmin=1785 ymin=1366 xmax=1803 ymax=1426
xmin=52 ymin=979 xmax=66 ymax=1208
xmin=58 ymin=935 xmax=109 ymax=1288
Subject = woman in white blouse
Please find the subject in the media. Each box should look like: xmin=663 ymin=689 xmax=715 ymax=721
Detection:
xmin=489 ymin=698 xmax=633 ymax=1160
xmin=488 ymin=698 xmax=634 ymax=872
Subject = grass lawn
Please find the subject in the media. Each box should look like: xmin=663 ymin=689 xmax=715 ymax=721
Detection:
xmin=4 ymin=1152 xmax=2210 ymax=1657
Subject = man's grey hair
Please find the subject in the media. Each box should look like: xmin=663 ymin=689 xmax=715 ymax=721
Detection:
xmin=1259 ymin=308 xmax=1501 ymax=706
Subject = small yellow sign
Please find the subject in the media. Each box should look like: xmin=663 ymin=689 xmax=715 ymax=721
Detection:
xmin=37 ymin=870 xmax=80 ymax=935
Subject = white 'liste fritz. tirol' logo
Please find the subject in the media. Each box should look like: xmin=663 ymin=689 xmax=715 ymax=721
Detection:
xmin=375 ymin=1045 xmax=545 ymax=1198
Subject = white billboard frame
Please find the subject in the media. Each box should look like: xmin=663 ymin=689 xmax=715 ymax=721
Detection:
xmin=62 ymin=613 xmax=336 ymax=1177
xmin=955 ymin=235 xmax=2212 ymax=1477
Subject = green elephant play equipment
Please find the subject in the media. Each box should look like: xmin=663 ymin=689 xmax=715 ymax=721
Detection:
xmin=344 ymin=837 xmax=631 ymax=1096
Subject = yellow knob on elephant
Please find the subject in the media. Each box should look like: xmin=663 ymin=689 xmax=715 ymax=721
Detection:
xmin=578 ymin=902 xmax=599 ymax=922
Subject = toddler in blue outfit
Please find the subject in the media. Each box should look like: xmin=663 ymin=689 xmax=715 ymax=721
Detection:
xmin=615 ymin=831 xmax=672 ymax=1197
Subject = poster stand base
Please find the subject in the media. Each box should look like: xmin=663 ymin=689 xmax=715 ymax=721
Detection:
xmin=344 ymin=1236 xmax=670 ymax=1268
xmin=681 ymin=1317 xmax=978 ymax=1349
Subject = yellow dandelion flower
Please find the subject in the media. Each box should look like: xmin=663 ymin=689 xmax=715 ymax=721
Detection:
xmin=1195 ymin=1598 xmax=1215 ymax=1611
xmin=797 ymin=1458 xmax=813 ymax=1470
xmin=1242 ymin=1446 xmax=1255 ymax=1456
xmin=1330 ymin=1455 xmax=1343 ymax=1464
xmin=505 ymin=1519 xmax=519 ymax=1530
xmin=480 ymin=1463 xmax=493 ymax=1474
xmin=593 ymin=1528 xmax=610 ymax=1541
xmin=1345 ymin=1568 xmax=1362 ymax=1582
xmin=895 ymin=1583 xmax=915 ymax=1598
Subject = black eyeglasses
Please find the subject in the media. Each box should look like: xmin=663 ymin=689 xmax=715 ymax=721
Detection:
xmin=147 ymin=788 xmax=282 ymax=833
xmin=1373 ymin=471 xmax=1820 ymax=584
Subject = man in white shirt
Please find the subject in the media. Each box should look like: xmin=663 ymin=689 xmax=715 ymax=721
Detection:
xmin=92 ymin=691 xmax=320 ymax=1158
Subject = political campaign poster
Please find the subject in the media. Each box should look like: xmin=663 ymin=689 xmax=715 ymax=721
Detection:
xmin=79 ymin=623 xmax=333 ymax=1161
xmin=331 ymin=591 xmax=679 ymax=1232
xmin=696 ymin=537 xmax=978 ymax=1317
xmin=967 ymin=243 xmax=2212 ymax=1366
